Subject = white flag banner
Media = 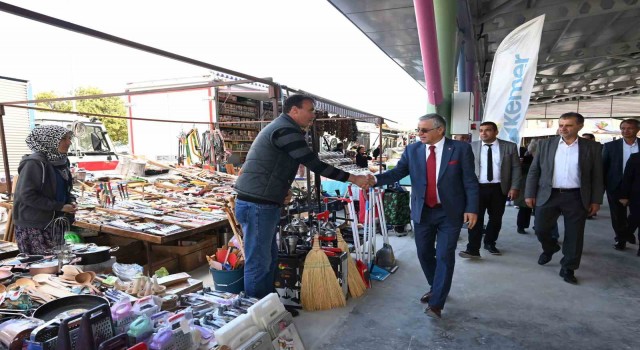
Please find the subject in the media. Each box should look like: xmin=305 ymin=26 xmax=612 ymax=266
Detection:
xmin=484 ymin=15 xmax=545 ymax=145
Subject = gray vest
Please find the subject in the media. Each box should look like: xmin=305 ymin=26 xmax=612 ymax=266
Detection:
xmin=234 ymin=114 xmax=303 ymax=204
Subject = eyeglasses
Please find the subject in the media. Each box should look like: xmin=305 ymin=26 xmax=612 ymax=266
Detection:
xmin=416 ymin=127 xmax=439 ymax=134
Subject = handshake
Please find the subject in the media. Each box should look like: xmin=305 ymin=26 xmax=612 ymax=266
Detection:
xmin=350 ymin=174 xmax=376 ymax=191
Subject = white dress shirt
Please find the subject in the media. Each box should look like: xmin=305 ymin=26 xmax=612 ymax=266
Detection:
xmin=479 ymin=139 xmax=501 ymax=184
xmin=425 ymin=137 xmax=446 ymax=203
xmin=622 ymin=139 xmax=638 ymax=172
xmin=553 ymin=137 xmax=581 ymax=188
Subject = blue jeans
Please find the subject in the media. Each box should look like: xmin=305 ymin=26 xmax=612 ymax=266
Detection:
xmin=414 ymin=206 xmax=462 ymax=309
xmin=235 ymin=199 xmax=281 ymax=298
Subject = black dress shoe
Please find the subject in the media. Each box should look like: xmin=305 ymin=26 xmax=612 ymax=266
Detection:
xmin=538 ymin=244 xmax=561 ymax=265
xmin=517 ymin=228 xmax=527 ymax=234
xmin=484 ymin=244 xmax=502 ymax=255
xmin=559 ymin=269 xmax=578 ymax=284
xmin=459 ymin=250 xmax=481 ymax=259
xmin=420 ymin=291 xmax=432 ymax=304
xmin=614 ymin=241 xmax=626 ymax=250
xmin=628 ymin=235 xmax=637 ymax=245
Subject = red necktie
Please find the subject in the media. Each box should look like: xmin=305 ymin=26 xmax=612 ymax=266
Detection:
xmin=426 ymin=145 xmax=438 ymax=207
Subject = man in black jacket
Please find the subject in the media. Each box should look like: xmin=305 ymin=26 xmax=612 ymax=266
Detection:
xmin=234 ymin=94 xmax=371 ymax=298
xmin=602 ymin=119 xmax=640 ymax=250
xmin=618 ymin=152 xmax=640 ymax=256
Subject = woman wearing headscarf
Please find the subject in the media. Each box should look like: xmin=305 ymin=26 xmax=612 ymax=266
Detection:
xmin=12 ymin=125 xmax=77 ymax=254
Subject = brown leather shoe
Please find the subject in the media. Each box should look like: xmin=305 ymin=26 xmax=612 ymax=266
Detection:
xmin=424 ymin=305 xmax=442 ymax=319
xmin=420 ymin=291 xmax=433 ymax=304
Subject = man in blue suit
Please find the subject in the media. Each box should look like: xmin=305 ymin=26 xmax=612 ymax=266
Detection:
xmin=373 ymin=113 xmax=479 ymax=318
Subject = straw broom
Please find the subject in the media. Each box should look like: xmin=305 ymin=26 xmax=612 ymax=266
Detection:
xmin=301 ymin=235 xmax=346 ymax=311
xmin=336 ymin=229 xmax=366 ymax=298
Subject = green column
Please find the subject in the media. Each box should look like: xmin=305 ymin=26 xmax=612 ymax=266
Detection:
xmin=432 ymin=0 xmax=457 ymax=134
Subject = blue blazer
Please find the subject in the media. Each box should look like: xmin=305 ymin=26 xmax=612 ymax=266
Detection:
xmin=375 ymin=138 xmax=479 ymax=224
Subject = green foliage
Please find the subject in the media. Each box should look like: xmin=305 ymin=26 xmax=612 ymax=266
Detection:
xmin=34 ymin=87 xmax=129 ymax=144
xmin=34 ymin=91 xmax=73 ymax=112
xmin=75 ymin=87 xmax=128 ymax=143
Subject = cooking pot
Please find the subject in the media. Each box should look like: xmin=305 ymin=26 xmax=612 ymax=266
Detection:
xmin=33 ymin=295 xmax=109 ymax=322
xmin=0 ymin=254 xmax=45 ymax=266
xmin=0 ymin=318 xmax=44 ymax=350
xmin=72 ymin=244 xmax=119 ymax=265
xmin=28 ymin=259 xmax=60 ymax=275
xmin=0 ymin=266 xmax=13 ymax=282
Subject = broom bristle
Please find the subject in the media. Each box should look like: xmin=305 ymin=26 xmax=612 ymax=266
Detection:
xmin=301 ymin=235 xmax=346 ymax=311
xmin=336 ymin=229 xmax=366 ymax=298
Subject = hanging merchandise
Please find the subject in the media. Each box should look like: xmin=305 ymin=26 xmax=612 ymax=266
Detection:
xmin=183 ymin=128 xmax=203 ymax=166
xmin=212 ymin=129 xmax=229 ymax=166
xmin=314 ymin=111 xmax=325 ymax=135
xmin=201 ymin=130 xmax=214 ymax=166
xmin=177 ymin=130 xmax=187 ymax=166
xmin=349 ymin=119 xmax=358 ymax=142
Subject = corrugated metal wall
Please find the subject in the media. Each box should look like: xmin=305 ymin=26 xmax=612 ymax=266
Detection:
xmin=0 ymin=78 xmax=31 ymax=177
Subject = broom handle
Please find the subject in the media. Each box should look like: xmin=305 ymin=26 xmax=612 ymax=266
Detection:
xmin=363 ymin=193 xmax=370 ymax=265
xmin=351 ymin=200 xmax=361 ymax=262
xmin=223 ymin=207 xmax=246 ymax=257
xmin=369 ymin=187 xmax=376 ymax=264
xmin=346 ymin=187 xmax=360 ymax=262
xmin=375 ymin=189 xmax=389 ymax=245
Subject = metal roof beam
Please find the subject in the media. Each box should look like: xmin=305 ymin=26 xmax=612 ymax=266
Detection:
xmin=531 ymin=79 xmax=640 ymax=98
xmin=479 ymin=0 xmax=640 ymax=33
xmin=538 ymin=59 xmax=640 ymax=79
xmin=534 ymin=65 xmax=640 ymax=86
xmin=540 ymin=40 xmax=640 ymax=65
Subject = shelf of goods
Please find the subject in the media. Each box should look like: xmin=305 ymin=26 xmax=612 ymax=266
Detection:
xmin=218 ymin=95 xmax=260 ymax=157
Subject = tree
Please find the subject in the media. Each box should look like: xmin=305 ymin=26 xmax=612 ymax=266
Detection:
xmin=34 ymin=87 xmax=129 ymax=144
xmin=34 ymin=91 xmax=72 ymax=112
xmin=75 ymin=87 xmax=128 ymax=143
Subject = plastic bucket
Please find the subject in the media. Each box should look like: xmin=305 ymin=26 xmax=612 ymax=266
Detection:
xmin=210 ymin=268 xmax=244 ymax=294
xmin=130 ymin=161 xmax=146 ymax=177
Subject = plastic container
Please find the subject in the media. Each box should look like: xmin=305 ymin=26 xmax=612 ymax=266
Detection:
xmin=210 ymin=268 xmax=244 ymax=294
xmin=130 ymin=161 xmax=146 ymax=177
xmin=214 ymin=313 xmax=259 ymax=349
xmin=247 ymin=293 xmax=286 ymax=335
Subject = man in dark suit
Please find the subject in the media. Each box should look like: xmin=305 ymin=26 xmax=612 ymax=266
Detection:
xmin=525 ymin=112 xmax=604 ymax=284
xmin=618 ymin=152 xmax=640 ymax=256
xmin=460 ymin=121 xmax=521 ymax=257
xmin=373 ymin=113 xmax=479 ymax=318
xmin=602 ymin=119 xmax=640 ymax=250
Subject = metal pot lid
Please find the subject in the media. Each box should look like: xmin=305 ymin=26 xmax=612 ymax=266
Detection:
xmin=29 ymin=260 xmax=59 ymax=269
xmin=73 ymin=246 xmax=111 ymax=254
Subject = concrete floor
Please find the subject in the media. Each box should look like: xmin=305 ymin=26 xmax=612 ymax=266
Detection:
xmin=192 ymin=202 xmax=640 ymax=350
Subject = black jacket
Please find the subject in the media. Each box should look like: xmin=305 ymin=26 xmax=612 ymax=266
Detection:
xmin=619 ymin=152 xmax=640 ymax=204
xmin=12 ymin=152 xmax=74 ymax=229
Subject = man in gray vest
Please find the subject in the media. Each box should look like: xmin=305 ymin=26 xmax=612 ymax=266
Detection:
xmin=459 ymin=121 xmax=521 ymax=258
xmin=234 ymin=94 xmax=372 ymax=298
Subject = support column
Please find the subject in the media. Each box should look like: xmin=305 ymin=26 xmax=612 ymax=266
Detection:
xmin=457 ymin=47 xmax=467 ymax=92
xmin=0 ymin=105 xmax=12 ymax=199
xmin=413 ymin=0 xmax=443 ymax=109
xmin=433 ymin=0 xmax=458 ymax=132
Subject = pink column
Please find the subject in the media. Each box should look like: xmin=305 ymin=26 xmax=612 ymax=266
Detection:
xmin=414 ymin=0 xmax=443 ymax=106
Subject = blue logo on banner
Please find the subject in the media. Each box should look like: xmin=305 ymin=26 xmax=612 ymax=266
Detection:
xmin=502 ymin=54 xmax=529 ymax=143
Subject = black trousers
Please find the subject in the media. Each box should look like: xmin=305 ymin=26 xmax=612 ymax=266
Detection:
xmin=606 ymin=192 xmax=637 ymax=242
xmin=517 ymin=207 xmax=533 ymax=229
xmin=535 ymin=190 xmax=587 ymax=270
xmin=467 ymin=183 xmax=507 ymax=252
